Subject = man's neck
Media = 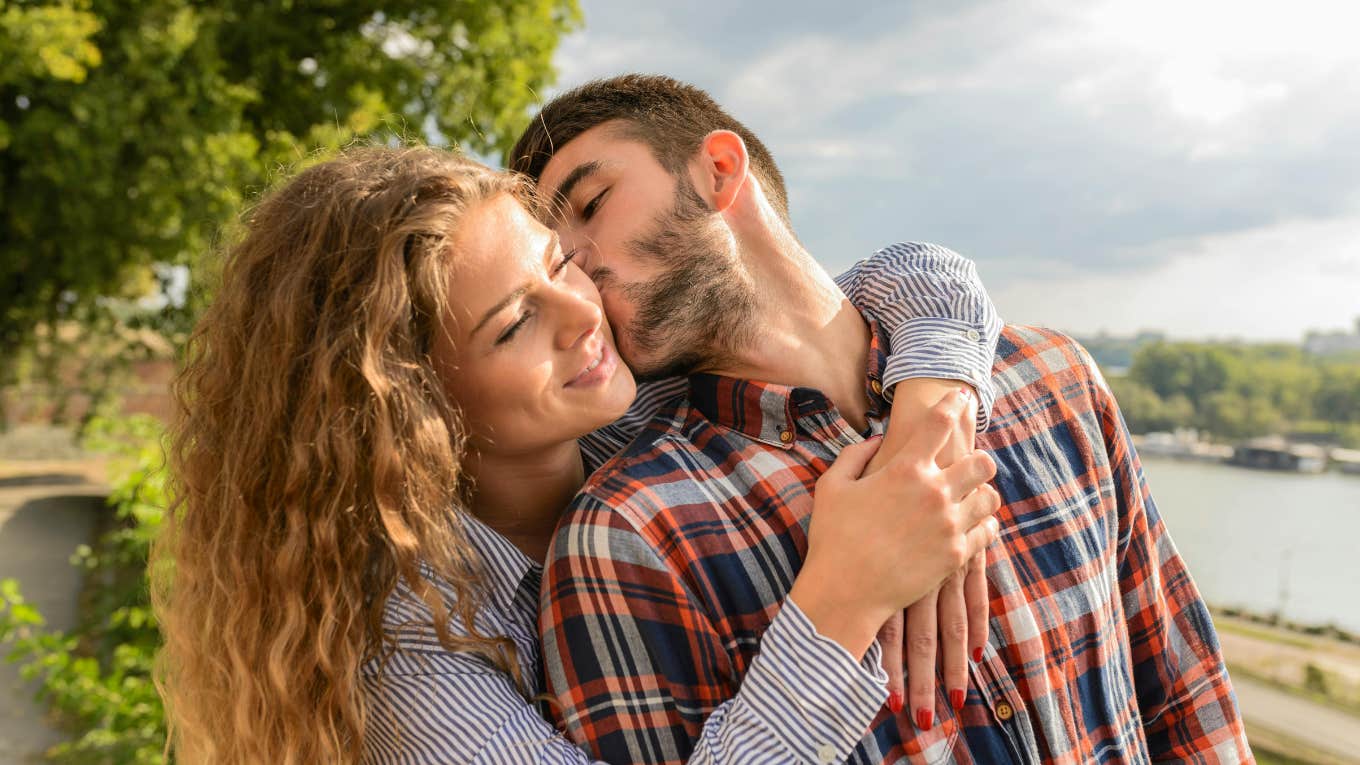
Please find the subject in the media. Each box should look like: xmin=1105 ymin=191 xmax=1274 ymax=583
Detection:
xmin=703 ymin=234 xmax=873 ymax=430
xmin=466 ymin=441 xmax=584 ymax=563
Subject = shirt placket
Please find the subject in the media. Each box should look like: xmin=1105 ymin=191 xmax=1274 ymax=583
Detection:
xmin=969 ymin=647 xmax=1043 ymax=763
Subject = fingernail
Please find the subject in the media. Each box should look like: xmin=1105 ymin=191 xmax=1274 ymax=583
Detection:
xmin=972 ymin=647 xmax=983 ymax=663
xmin=888 ymin=691 xmax=903 ymax=714
xmin=950 ymin=689 xmax=965 ymax=710
xmin=915 ymin=708 xmax=934 ymax=731
xmin=958 ymin=387 xmax=972 ymax=399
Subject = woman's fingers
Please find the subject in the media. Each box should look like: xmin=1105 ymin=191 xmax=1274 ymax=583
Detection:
xmin=876 ymin=611 xmax=906 ymax=715
xmin=937 ymin=571 xmax=969 ymax=713
xmin=822 ymin=435 xmax=883 ymax=484
xmin=964 ymin=551 xmax=990 ymax=667
xmin=943 ymin=450 xmax=997 ymax=502
xmin=963 ymin=516 xmax=1001 ymax=560
xmin=957 ymin=483 xmax=1002 ymax=533
xmin=905 ymin=590 xmax=940 ymax=731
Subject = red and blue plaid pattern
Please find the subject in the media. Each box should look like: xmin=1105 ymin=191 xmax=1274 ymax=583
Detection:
xmin=541 ymin=325 xmax=1250 ymax=764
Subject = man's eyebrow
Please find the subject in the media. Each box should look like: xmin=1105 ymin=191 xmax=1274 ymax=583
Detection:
xmin=470 ymin=232 xmax=560 ymax=338
xmin=550 ymin=160 xmax=603 ymax=214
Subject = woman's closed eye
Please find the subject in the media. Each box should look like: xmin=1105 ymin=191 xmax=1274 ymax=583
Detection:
xmin=495 ymin=249 xmax=579 ymax=346
xmin=496 ymin=310 xmax=533 ymax=345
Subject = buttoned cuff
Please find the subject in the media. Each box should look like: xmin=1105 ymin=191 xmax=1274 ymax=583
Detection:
xmin=883 ymin=317 xmax=997 ymax=431
xmin=739 ymin=597 xmax=889 ymax=764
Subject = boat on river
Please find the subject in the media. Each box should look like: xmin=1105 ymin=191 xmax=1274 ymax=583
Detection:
xmin=1332 ymin=448 xmax=1360 ymax=475
xmin=1229 ymin=437 xmax=1328 ymax=473
xmin=1134 ymin=429 xmax=1233 ymax=463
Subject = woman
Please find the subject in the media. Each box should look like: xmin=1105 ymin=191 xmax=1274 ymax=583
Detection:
xmin=154 ymin=146 xmax=1002 ymax=763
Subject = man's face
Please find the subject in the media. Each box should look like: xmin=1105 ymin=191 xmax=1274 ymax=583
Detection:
xmin=536 ymin=121 xmax=752 ymax=380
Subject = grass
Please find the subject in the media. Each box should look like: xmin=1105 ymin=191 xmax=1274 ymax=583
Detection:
xmin=1216 ymin=619 xmax=1317 ymax=651
xmin=1229 ymin=662 xmax=1360 ymax=719
xmin=1246 ymin=720 xmax=1357 ymax=765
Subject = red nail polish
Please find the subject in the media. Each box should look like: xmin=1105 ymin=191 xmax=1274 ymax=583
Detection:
xmin=972 ymin=647 xmax=983 ymax=663
xmin=950 ymin=689 xmax=965 ymax=710
xmin=915 ymin=708 xmax=933 ymax=730
xmin=888 ymin=691 xmax=903 ymax=714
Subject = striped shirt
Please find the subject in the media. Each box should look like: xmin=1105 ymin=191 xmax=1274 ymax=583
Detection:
xmin=540 ymin=324 xmax=1251 ymax=764
xmin=360 ymin=243 xmax=1004 ymax=764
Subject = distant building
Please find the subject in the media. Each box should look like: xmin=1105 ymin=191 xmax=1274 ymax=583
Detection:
xmin=1304 ymin=317 xmax=1360 ymax=356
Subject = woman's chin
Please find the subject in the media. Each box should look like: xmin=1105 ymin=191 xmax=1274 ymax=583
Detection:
xmin=581 ymin=373 xmax=639 ymax=437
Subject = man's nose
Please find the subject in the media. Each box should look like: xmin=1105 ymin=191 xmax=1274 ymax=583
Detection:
xmin=562 ymin=236 xmax=602 ymax=278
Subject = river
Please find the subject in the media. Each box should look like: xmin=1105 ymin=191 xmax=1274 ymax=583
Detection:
xmin=1139 ymin=456 xmax=1360 ymax=634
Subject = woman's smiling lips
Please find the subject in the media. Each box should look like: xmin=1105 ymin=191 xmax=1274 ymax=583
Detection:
xmin=565 ymin=340 xmax=618 ymax=388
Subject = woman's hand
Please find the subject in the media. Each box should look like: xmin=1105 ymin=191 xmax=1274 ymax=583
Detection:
xmin=788 ymin=388 xmax=1001 ymax=662
xmin=866 ymin=378 xmax=993 ymax=729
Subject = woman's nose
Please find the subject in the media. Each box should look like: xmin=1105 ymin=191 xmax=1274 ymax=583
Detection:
xmin=553 ymin=283 xmax=604 ymax=351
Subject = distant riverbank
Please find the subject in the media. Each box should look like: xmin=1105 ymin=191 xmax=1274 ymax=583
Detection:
xmin=1140 ymin=456 xmax=1360 ymax=634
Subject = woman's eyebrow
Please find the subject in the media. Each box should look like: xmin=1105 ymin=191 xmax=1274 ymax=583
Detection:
xmin=470 ymin=232 xmax=560 ymax=337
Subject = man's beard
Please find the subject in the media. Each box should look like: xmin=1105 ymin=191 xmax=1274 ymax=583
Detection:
xmin=621 ymin=177 xmax=758 ymax=382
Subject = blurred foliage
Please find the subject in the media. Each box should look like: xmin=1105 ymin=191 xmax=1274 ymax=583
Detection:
xmin=1110 ymin=341 xmax=1360 ymax=445
xmin=0 ymin=0 xmax=580 ymax=757
xmin=0 ymin=414 xmax=168 ymax=763
xmin=0 ymin=0 xmax=580 ymax=419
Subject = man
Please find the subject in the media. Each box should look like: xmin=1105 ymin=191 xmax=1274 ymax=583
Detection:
xmin=511 ymin=75 xmax=1250 ymax=763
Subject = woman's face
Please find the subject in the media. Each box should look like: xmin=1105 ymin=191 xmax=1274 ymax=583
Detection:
xmin=434 ymin=193 xmax=637 ymax=457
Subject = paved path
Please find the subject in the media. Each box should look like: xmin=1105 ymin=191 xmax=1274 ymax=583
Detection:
xmin=1236 ymin=674 xmax=1360 ymax=763
xmin=0 ymin=471 xmax=106 ymax=765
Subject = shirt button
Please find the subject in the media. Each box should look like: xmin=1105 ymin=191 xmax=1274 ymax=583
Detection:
xmin=779 ymin=430 xmax=794 ymax=443
xmin=996 ymin=701 xmax=1014 ymax=721
xmin=966 ymin=328 xmax=982 ymax=342
xmin=870 ymin=379 xmax=883 ymax=395
xmin=816 ymin=743 xmax=838 ymax=763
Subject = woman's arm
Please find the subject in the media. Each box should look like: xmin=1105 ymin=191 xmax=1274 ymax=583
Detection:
xmin=836 ymin=241 xmax=1003 ymax=730
xmin=577 ymin=241 xmax=1002 ymax=472
xmin=834 ymin=241 xmax=1001 ymax=427
xmin=360 ymin=600 xmax=890 ymax=764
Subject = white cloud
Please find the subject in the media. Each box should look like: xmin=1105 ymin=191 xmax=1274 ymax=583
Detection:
xmin=555 ymin=0 xmax=1360 ymax=338
xmin=991 ymin=210 xmax=1360 ymax=340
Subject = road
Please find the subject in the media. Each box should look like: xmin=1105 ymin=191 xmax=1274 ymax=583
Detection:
xmin=1235 ymin=674 xmax=1360 ymax=763
xmin=0 ymin=471 xmax=105 ymax=765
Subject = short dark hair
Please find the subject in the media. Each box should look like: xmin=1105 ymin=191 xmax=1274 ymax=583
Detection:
xmin=508 ymin=74 xmax=790 ymax=222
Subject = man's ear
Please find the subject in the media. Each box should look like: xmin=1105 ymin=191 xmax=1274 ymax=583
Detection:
xmin=696 ymin=130 xmax=749 ymax=213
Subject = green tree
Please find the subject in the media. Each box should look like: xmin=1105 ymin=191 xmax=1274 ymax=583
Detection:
xmin=1107 ymin=376 xmax=1193 ymax=434
xmin=1130 ymin=342 xmax=1241 ymax=411
xmin=1201 ymin=389 xmax=1284 ymax=440
xmin=1 ymin=0 xmax=579 ymax=390
xmin=1317 ymin=364 xmax=1360 ymax=428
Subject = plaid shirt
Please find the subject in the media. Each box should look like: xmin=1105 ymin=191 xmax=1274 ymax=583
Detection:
xmin=541 ymin=325 xmax=1251 ymax=764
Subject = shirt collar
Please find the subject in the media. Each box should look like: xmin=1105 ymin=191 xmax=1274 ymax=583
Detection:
xmin=456 ymin=511 xmax=542 ymax=613
xmin=687 ymin=314 xmax=891 ymax=448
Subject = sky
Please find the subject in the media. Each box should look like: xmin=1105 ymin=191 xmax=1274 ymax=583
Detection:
xmin=545 ymin=0 xmax=1360 ymax=341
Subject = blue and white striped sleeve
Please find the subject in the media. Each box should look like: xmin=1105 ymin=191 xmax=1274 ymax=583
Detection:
xmin=834 ymin=241 xmax=1003 ymax=431
xmin=361 ymin=599 xmax=887 ymax=764
xmin=361 ymin=653 xmax=586 ymax=764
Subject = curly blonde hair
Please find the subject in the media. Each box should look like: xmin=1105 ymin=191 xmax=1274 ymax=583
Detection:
xmin=153 ymin=146 xmax=528 ymax=763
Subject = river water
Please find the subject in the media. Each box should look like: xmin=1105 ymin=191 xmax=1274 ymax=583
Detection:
xmin=1139 ymin=456 xmax=1360 ymax=633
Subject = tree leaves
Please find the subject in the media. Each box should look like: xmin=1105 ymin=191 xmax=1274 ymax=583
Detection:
xmin=0 ymin=0 xmax=580 ymax=374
